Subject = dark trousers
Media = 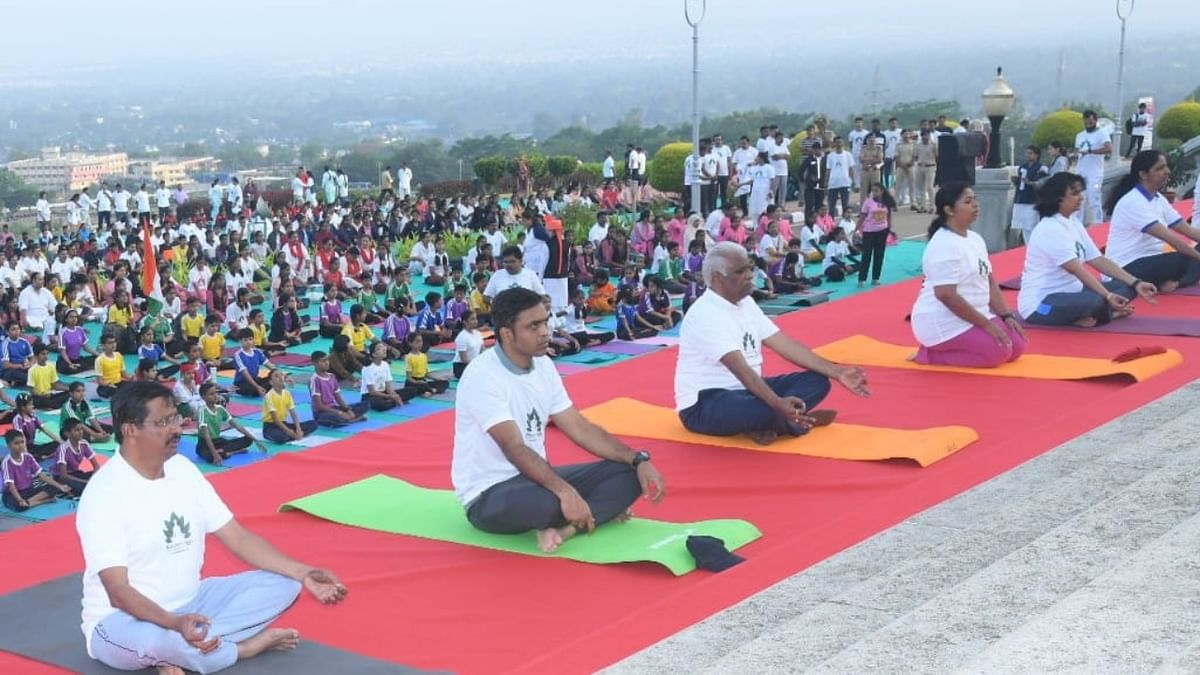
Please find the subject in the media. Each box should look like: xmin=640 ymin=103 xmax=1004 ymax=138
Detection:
xmin=2 ymin=483 xmax=62 ymax=511
xmin=466 ymin=461 xmax=641 ymax=534
xmin=679 ymin=371 xmax=831 ymax=437
xmin=58 ymin=469 xmax=93 ymax=494
xmin=804 ymin=186 xmax=825 ymax=216
xmin=1023 ymin=281 xmax=1134 ymax=326
xmin=407 ymin=378 xmax=448 ymax=395
xmin=570 ymin=330 xmax=615 ymax=347
xmin=857 ymin=229 xmax=889 ymax=283
xmin=700 ymin=183 xmax=716 ymax=216
xmin=261 ymin=420 xmax=318 ymax=443
xmin=882 ymin=157 xmax=895 ymax=186
xmin=314 ymin=401 xmax=369 ymax=427
xmin=827 ymin=187 xmax=851 ymax=216
xmin=318 ymin=324 xmax=342 ymax=339
xmin=716 ymin=176 xmax=729 ymax=208
xmin=617 ymin=324 xmax=656 ymax=341
xmin=662 ymin=279 xmax=687 ymax=294
xmin=32 ymin=391 xmax=69 ymax=410
xmin=234 ymin=374 xmax=272 ymax=397
xmin=197 ymin=436 xmax=253 ymax=463
xmin=1123 ymin=251 xmax=1200 ymax=289
xmin=738 ymin=193 xmax=749 ymax=215
xmin=28 ymin=441 xmax=60 ymax=460
xmin=367 ymin=391 xmax=417 ymax=410
xmin=56 ymin=355 xmax=96 ymax=374
xmin=97 ymin=382 xmax=125 ymax=399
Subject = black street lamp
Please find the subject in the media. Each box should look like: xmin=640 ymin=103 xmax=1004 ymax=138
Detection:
xmin=981 ymin=67 xmax=1015 ymax=169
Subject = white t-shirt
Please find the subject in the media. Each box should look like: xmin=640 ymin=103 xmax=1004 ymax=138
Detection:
xmin=848 ymin=129 xmax=869 ymax=158
xmin=602 ymin=156 xmax=615 ymax=178
xmin=1075 ymin=128 xmax=1111 ymax=176
xmin=484 ymin=267 xmax=546 ymax=299
xmin=360 ymin=361 xmax=393 ymax=395
xmin=588 ymin=222 xmax=609 ymax=245
xmin=453 ymin=329 xmax=484 ymax=364
xmin=113 ymin=190 xmax=132 ymax=213
xmin=883 ymin=129 xmax=903 ymax=159
xmin=798 ymin=225 xmax=820 ymax=254
xmin=1018 ymin=214 xmax=1103 ymax=318
xmin=1106 ymin=187 xmax=1183 ymax=267
xmin=36 ymin=198 xmax=52 ymax=221
xmin=713 ymin=143 xmax=732 ymax=176
xmin=135 ymin=190 xmax=151 ymax=213
xmin=674 ymin=291 xmax=780 ymax=410
xmin=156 ymin=187 xmax=171 ymax=208
xmin=18 ymin=285 xmax=56 ymax=327
xmin=768 ymin=139 xmax=790 ymax=176
xmin=648 ymin=244 xmax=669 ymax=275
xmin=823 ymin=240 xmax=852 ymax=271
xmin=699 ymin=153 xmax=719 ymax=185
xmin=76 ymin=452 xmax=233 ymax=655
xmin=732 ymin=147 xmax=758 ymax=175
xmin=911 ymin=228 xmax=994 ymax=347
xmin=825 ymin=151 xmax=853 ymax=189
xmin=451 ymin=347 xmax=572 ymax=505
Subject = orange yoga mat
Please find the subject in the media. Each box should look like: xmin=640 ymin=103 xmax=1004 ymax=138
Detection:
xmin=581 ymin=397 xmax=977 ymax=467
xmin=814 ymin=335 xmax=1182 ymax=382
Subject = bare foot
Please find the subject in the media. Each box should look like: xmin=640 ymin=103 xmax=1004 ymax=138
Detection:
xmin=614 ymin=509 xmax=634 ymax=523
xmin=537 ymin=526 xmax=577 ymax=553
xmin=1112 ymin=307 xmax=1134 ymax=320
xmin=749 ymin=429 xmax=778 ymax=445
xmin=1072 ymin=316 xmax=1099 ymax=327
xmin=1161 ymin=280 xmax=1180 ymax=294
xmin=157 ymin=665 xmax=185 ymax=675
xmin=237 ymin=627 xmax=300 ymax=660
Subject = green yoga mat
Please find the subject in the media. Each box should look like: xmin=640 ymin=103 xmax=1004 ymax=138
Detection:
xmin=280 ymin=474 xmax=761 ymax=575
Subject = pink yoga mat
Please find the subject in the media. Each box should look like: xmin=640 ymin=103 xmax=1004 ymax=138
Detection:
xmin=1027 ymin=315 xmax=1200 ymax=337
xmin=1171 ymin=285 xmax=1200 ymax=297
xmin=271 ymin=353 xmax=313 ymax=367
xmin=590 ymin=341 xmax=661 ymax=355
xmin=999 ymin=276 xmax=1021 ymax=290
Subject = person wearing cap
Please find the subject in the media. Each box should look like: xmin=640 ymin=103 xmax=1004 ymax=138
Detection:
xmin=675 ymin=242 xmax=870 ymax=445
xmin=453 ymin=288 xmax=666 ymax=553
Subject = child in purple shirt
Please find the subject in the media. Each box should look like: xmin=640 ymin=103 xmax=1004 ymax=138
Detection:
xmin=13 ymin=394 xmax=62 ymax=459
xmin=381 ymin=299 xmax=411 ymax=358
xmin=3 ymin=428 xmax=71 ymax=511
xmin=318 ymin=282 xmax=344 ymax=338
xmin=54 ymin=418 xmax=98 ymax=494
xmin=636 ymin=276 xmax=682 ymax=328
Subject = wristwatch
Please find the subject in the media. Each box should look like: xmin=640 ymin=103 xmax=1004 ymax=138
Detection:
xmin=631 ymin=450 xmax=651 ymax=467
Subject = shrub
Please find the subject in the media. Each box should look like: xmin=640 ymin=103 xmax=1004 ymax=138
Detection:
xmin=1157 ymin=101 xmax=1200 ymax=142
xmin=473 ymin=156 xmax=508 ymax=189
xmin=508 ymin=153 xmax=548 ymax=179
xmin=648 ymin=142 xmax=692 ymax=192
xmin=559 ymin=201 xmax=599 ymax=242
xmin=441 ymin=231 xmax=477 ymax=259
xmin=546 ymin=155 xmax=579 ymax=181
xmin=787 ymin=131 xmax=810 ymax=174
xmin=570 ymin=164 xmax=604 ymax=188
xmin=1032 ymin=109 xmax=1084 ymax=149
xmin=421 ymin=180 xmax=474 ymax=199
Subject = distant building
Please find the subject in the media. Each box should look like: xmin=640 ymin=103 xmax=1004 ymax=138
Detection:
xmin=127 ymin=156 xmax=222 ymax=186
xmin=4 ymin=147 xmax=129 ymax=193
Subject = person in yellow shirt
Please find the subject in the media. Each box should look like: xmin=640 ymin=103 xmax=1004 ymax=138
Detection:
xmin=96 ymin=334 xmax=129 ymax=399
xmin=340 ymin=305 xmax=375 ymax=365
xmin=27 ymin=345 xmax=68 ymax=409
xmin=180 ymin=298 xmax=206 ymax=342
xmin=198 ymin=316 xmax=232 ymax=369
xmin=260 ymin=369 xmax=317 ymax=443
xmin=248 ymin=309 xmax=288 ymax=356
xmin=468 ymin=272 xmax=491 ymax=325
xmin=105 ymin=290 xmax=134 ymax=327
xmin=403 ymin=333 xmax=448 ymax=397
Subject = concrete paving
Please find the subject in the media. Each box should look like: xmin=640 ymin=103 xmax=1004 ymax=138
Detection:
xmin=604 ymin=382 xmax=1200 ymax=674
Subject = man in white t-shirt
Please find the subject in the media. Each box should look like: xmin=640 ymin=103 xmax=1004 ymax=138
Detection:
xmin=675 ymin=242 xmax=869 ymax=444
xmin=698 ymin=138 xmax=719 ymax=216
xmin=483 ymin=245 xmax=547 ymax=303
xmin=712 ymin=134 xmax=732 ymax=210
xmin=76 ymin=382 xmax=346 ymax=673
xmin=846 ymin=117 xmax=869 ymax=189
xmin=768 ymin=130 xmax=791 ymax=207
xmin=1074 ymin=110 xmax=1112 ymax=225
xmin=452 ymin=288 xmax=665 ymax=552
xmin=587 ymin=212 xmax=610 ymax=246
xmin=601 ymin=151 xmax=615 ymax=183
xmin=155 ymin=180 xmax=171 ymax=222
xmin=18 ymin=272 xmax=56 ymax=329
xmin=823 ymin=138 xmax=855 ymax=216
xmin=882 ymin=118 xmax=903 ymax=189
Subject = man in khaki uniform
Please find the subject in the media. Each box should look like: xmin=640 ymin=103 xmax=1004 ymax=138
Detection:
xmin=894 ymin=132 xmax=916 ymax=209
xmin=913 ymin=129 xmax=938 ymax=213
xmin=858 ymin=136 xmax=884 ymax=197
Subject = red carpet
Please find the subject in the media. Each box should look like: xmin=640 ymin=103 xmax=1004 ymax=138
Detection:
xmin=4 ymin=224 xmax=1200 ymax=674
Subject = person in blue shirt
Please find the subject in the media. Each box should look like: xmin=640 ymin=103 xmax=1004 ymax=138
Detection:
xmin=233 ymin=329 xmax=276 ymax=397
xmin=136 ymin=327 xmax=183 ymax=378
xmin=1 ymin=322 xmax=35 ymax=383
xmin=415 ymin=291 xmax=451 ymax=347
xmin=615 ymin=287 xmax=658 ymax=341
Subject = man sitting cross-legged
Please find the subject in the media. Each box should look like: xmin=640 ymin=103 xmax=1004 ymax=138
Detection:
xmin=675 ymin=241 xmax=872 ymax=445
xmin=452 ymin=287 xmax=667 ymax=553
xmin=76 ymin=381 xmax=347 ymax=674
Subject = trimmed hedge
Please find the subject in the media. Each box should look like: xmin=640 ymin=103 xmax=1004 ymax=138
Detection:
xmin=1157 ymin=101 xmax=1200 ymax=142
xmin=1032 ymin=109 xmax=1085 ymax=149
xmin=648 ymin=142 xmax=692 ymax=192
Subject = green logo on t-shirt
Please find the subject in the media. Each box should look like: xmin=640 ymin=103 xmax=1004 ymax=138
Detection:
xmin=1075 ymin=241 xmax=1087 ymax=259
xmin=163 ymin=512 xmax=192 ymax=545
xmin=525 ymin=409 xmax=543 ymax=436
xmin=977 ymin=259 xmax=989 ymax=277
xmin=742 ymin=332 xmax=757 ymax=352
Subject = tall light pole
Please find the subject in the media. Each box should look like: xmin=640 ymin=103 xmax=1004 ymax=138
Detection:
xmin=685 ymin=0 xmax=706 ymax=214
xmin=1113 ymin=0 xmax=1135 ymax=164
xmin=981 ymin=67 xmax=1015 ymax=169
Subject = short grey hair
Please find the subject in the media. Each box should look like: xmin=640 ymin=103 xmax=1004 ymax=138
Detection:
xmin=702 ymin=241 xmax=748 ymax=287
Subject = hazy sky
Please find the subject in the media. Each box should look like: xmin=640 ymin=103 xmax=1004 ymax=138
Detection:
xmin=1 ymin=0 xmax=1191 ymax=74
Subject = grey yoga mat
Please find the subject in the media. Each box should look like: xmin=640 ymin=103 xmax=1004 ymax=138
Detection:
xmin=0 ymin=574 xmax=434 ymax=674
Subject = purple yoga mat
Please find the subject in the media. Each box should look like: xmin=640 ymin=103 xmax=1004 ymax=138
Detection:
xmin=1171 ymin=285 xmax=1200 ymax=296
xmin=998 ymin=276 xmax=1021 ymax=290
xmin=590 ymin=341 xmax=661 ymax=356
xmin=1029 ymin=315 xmax=1200 ymax=337
xmin=271 ymin=353 xmax=312 ymax=367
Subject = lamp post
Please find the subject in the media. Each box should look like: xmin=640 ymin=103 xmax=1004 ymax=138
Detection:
xmin=981 ymin=67 xmax=1015 ymax=169
xmin=685 ymin=0 xmax=706 ymax=214
xmin=1112 ymin=0 xmax=1135 ymax=164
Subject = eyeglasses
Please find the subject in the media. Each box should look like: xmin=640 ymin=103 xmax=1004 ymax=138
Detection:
xmin=140 ymin=414 xmax=183 ymax=429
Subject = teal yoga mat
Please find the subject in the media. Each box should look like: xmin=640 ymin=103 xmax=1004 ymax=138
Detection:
xmin=280 ymin=474 xmax=761 ymax=575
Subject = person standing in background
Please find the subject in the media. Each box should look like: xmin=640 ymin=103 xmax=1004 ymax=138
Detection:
xmin=882 ymin=118 xmax=903 ymax=189
xmin=1074 ymin=110 xmax=1112 ymax=226
xmin=712 ymin=134 xmax=732 ymax=210
xmin=768 ymin=129 xmax=791 ymax=208
xmin=1126 ymin=102 xmax=1151 ymax=158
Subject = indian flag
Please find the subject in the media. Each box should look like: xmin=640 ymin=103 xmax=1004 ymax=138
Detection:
xmin=141 ymin=221 xmax=164 ymax=316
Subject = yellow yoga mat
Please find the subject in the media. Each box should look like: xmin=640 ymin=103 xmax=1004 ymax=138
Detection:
xmin=814 ymin=335 xmax=1182 ymax=382
xmin=581 ymin=397 xmax=977 ymax=467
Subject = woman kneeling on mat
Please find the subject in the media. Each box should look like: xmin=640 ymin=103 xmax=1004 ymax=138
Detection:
xmin=1020 ymin=173 xmax=1158 ymax=327
xmin=452 ymin=288 xmax=666 ymax=553
xmin=1104 ymin=150 xmax=1200 ymax=291
xmin=911 ymin=183 xmax=1028 ymax=368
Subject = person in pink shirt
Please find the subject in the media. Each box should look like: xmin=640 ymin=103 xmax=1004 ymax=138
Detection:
xmin=630 ymin=209 xmax=655 ymax=256
xmin=718 ymin=214 xmax=748 ymax=246
xmin=814 ymin=204 xmax=836 ymax=234
xmin=856 ymin=183 xmax=897 ymax=287
xmin=760 ymin=205 xmax=794 ymax=242
xmin=665 ymin=207 xmax=688 ymax=250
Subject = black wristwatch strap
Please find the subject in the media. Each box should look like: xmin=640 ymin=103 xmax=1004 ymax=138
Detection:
xmin=631 ymin=450 xmax=651 ymax=467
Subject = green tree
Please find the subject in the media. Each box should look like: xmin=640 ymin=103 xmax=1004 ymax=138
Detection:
xmin=648 ymin=142 xmax=691 ymax=193
xmin=787 ymin=132 xmax=811 ymax=174
xmin=0 ymin=169 xmax=38 ymax=208
xmin=546 ymin=155 xmax=579 ymax=184
xmin=878 ymin=100 xmax=965 ymax=130
xmin=390 ymin=139 xmax=462 ymax=183
xmin=1032 ymin=109 xmax=1084 ymax=149
xmin=450 ymin=134 xmax=534 ymax=162
xmin=510 ymin=153 xmax=548 ymax=180
xmin=473 ymin=156 xmax=508 ymax=189
xmin=1157 ymin=101 xmax=1200 ymax=142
